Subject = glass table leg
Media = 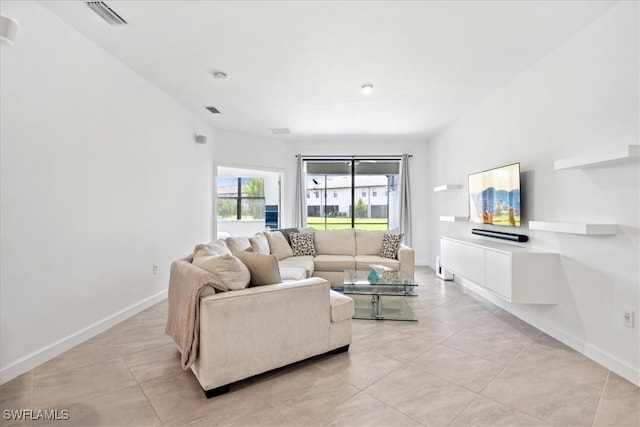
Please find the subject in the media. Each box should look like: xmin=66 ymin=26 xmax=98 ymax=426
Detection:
xmin=372 ymin=295 xmax=384 ymax=319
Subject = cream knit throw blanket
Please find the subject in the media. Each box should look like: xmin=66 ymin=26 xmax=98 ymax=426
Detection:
xmin=165 ymin=259 xmax=217 ymax=370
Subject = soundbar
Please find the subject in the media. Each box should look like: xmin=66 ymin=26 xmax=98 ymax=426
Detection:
xmin=471 ymin=228 xmax=529 ymax=242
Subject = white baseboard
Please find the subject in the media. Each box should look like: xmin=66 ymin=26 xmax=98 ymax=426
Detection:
xmin=0 ymin=290 xmax=168 ymax=385
xmin=455 ymin=276 xmax=640 ymax=387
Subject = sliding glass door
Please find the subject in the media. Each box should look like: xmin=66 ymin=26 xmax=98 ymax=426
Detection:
xmin=304 ymin=158 xmax=400 ymax=230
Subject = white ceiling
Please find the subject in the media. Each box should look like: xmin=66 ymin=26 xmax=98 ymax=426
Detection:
xmin=40 ymin=0 xmax=617 ymax=141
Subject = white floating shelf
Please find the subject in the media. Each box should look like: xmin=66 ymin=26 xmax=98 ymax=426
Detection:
xmin=439 ymin=216 xmax=468 ymax=222
xmin=554 ymin=144 xmax=639 ymax=170
xmin=433 ymin=184 xmax=462 ymax=192
xmin=529 ymin=221 xmax=617 ymax=235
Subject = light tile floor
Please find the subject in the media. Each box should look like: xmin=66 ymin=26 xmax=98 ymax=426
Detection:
xmin=1 ymin=267 xmax=638 ymax=426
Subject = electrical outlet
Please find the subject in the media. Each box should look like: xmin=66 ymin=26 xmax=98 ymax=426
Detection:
xmin=623 ymin=309 xmax=634 ymax=328
xmin=153 ymin=264 xmax=159 ymax=275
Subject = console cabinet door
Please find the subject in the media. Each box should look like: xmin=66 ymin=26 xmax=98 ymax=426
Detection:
xmin=441 ymin=239 xmax=485 ymax=285
xmin=484 ymin=250 xmax=511 ymax=299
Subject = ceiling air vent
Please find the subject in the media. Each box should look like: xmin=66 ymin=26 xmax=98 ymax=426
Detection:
xmin=205 ymin=106 xmax=221 ymax=114
xmin=86 ymin=2 xmax=127 ymax=25
xmin=271 ymin=128 xmax=290 ymax=135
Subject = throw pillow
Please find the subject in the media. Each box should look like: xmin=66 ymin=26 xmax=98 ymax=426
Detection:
xmin=192 ymin=248 xmax=250 ymax=291
xmin=380 ymin=233 xmax=404 ymax=259
xmin=225 ymin=236 xmax=252 ymax=254
xmin=289 ymin=232 xmax=317 ymax=256
xmin=266 ymin=227 xmax=299 ymax=246
xmin=249 ymin=232 xmax=270 ymax=255
xmin=235 ymin=250 xmax=282 ymax=287
xmin=263 ymin=230 xmax=294 ymax=260
xmin=192 ymin=240 xmax=231 ymax=257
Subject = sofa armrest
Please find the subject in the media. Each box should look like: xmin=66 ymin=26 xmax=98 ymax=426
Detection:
xmin=397 ymin=244 xmax=415 ymax=280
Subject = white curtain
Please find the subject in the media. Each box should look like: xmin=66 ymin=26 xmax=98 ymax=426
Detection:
xmin=399 ymin=154 xmax=412 ymax=246
xmin=294 ymin=155 xmax=307 ymax=227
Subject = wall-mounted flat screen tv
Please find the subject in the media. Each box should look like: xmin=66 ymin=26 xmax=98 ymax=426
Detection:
xmin=468 ymin=163 xmax=521 ymax=227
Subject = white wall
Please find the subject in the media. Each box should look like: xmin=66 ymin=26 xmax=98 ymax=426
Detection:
xmin=284 ymin=139 xmax=430 ymax=264
xmin=0 ymin=1 xmax=214 ymax=383
xmin=427 ymin=1 xmax=639 ymax=384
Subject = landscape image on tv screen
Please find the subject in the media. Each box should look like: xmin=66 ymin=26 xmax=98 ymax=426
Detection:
xmin=468 ymin=163 xmax=521 ymax=227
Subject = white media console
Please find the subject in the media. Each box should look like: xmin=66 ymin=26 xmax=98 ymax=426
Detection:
xmin=440 ymin=236 xmax=560 ymax=304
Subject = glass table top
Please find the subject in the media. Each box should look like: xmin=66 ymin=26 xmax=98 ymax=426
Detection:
xmin=342 ymin=269 xmax=418 ymax=296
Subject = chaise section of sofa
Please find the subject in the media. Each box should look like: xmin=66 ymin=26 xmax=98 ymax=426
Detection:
xmin=167 ymin=248 xmax=354 ymax=397
xmin=188 ymin=277 xmax=352 ymax=396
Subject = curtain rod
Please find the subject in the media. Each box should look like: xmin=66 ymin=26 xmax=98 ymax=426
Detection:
xmin=296 ymin=154 xmax=412 ymax=158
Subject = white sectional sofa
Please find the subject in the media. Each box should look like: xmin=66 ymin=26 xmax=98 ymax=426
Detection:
xmin=227 ymin=227 xmax=415 ymax=285
xmin=166 ymin=227 xmax=413 ymax=397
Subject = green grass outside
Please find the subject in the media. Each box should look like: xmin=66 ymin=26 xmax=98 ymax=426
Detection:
xmin=306 ymin=217 xmax=389 ymax=230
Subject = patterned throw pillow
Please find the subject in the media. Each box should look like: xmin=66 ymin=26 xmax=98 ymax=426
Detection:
xmin=379 ymin=233 xmax=404 ymax=259
xmin=289 ymin=232 xmax=317 ymax=257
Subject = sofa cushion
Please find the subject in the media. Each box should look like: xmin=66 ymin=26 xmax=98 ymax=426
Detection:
xmin=355 ymin=229 xmax=387 ymax=255
xmin=192 ymin=248 xmax=250 ymax=291
xmin=278 ymin=256 xmax=314 ymax=278
xmin=289 ymin=232 xmax=317 ymax=256
xmin=314 ymin=229 xmax=356 ymax=256
xmin=380 ymin=233 xmax=404 ymax=259
xmin=264 ymin=230 xmax=294 ymax=260
xmin=266 ymin=227 xmax=299 ymax=246
xmin=249 ymin=232 xmax=270 ymax=255
xmin=280 ymin=267 xmax=308 ymax=281
xmin=225 ymin=236 xmax=252 ymax=254
xmin=329 ymin=290 xmax=355 ymax=323
xmin=234 ymin=250 xmax=282 ymax=287
xmin=313 ymin=254 xmax=356 ymax=272
xmin=193 ymin=239 xmax=231 ymax=256
xmin=355 ymin=255 xmax=400 ymax=272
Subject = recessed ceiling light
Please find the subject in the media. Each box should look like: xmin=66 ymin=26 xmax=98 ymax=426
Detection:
xmin=212 ymin=71 xmax=228 ymax=79
xmin=361 ymin=83 xmax=374 ymax=94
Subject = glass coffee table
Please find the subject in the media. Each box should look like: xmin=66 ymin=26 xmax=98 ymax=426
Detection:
xmin=342 ymin=269 xmax=418 ymax=321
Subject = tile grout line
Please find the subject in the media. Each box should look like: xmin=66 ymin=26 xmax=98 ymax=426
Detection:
xmin=360 ymin=388 xmax=428 ymax=426
xmin=590 ymin=369 xmax=611 ymax=427
xmin=473 ymin=333 xmax=546 ymax=420
xmin=121 ymin=353 xmax=164 ymax=426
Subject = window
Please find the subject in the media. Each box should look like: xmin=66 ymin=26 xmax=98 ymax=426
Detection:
xmin=303 ymin=158 xmax=401 ymax=230
xmin=217 ymin=177 xmax=265 ymax=221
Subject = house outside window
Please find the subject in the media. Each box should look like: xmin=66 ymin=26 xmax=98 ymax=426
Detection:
xmin=303 ymin=158 xmax=401 ymax=230
xmin=216 ymin=177 xmax=265 ymax=221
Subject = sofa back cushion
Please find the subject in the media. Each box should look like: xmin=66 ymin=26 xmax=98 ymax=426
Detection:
xmin=192 ymin=247 xmax=250 ymax=291
xmin=225 ymin=236 xmax=251 ymax=254
xmin=193 ymin=239 xmax=231 ymax=257
xmin=235 ymin=250 xmax=282 ymax=286
xmin=355 ymin=229 xmax=387 ymax=255
xmin=314 ymin=228 xmax=356 ymax=256
xmin=264 ymin=230 xmax=294 ymax=260
xmin=249 ymin=232 xmax=271 ymax=255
